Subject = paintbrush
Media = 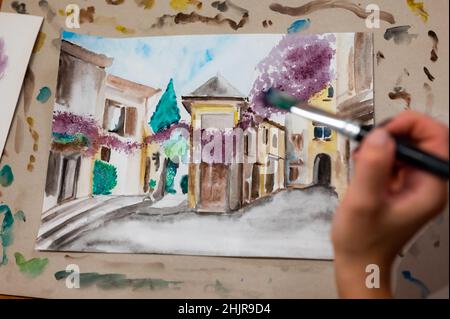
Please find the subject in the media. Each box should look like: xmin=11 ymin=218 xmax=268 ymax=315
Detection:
xmin=264 ymin=88 xmax=449 ymax=180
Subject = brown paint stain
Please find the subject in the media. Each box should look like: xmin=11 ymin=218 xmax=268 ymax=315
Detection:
xmin=14 ymin=117 xmax=24 ymax=154
xmin=262 ymin=20 xmax=273 ymax=28
xmin=105 ymin=0 xmax=125 ymax=5
xmin=80 ymin=6 xmax=96 ymax=24
xmin=376 ymin=51 xmax=385 ymax=65
xmin=354 ymin=33 xmax=373 ymax=92
xmin=38 ymin=0 xmax=56 ymax=23
xmin=423 ymin=67 xmax=435 ymax=81
xmin=269 ymin=0 xmax=395 ymax=24
xmin=23 ymin=68 xmax=35 ymax=114
xmin=389 ymin=87 xmax=411 ymax=109
xmin=116 ymin=25 xmax=136 ymax=34
xmin=27 ymin=154 xmax=36 ymax=171
xmin=26 ymin=117 xmax=40 ymax=153
xmin=428 ymin=30 xmax=438 ymax=62
xmin=151 ymin=11 xmax=249 ymax=30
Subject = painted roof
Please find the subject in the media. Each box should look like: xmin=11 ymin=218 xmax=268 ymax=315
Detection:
xmin=189 ymin=74 xmax=245 ymax=98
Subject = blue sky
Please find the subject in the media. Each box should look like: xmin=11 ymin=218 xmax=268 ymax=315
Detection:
xmin=62 ymin=31 xmax=283 ymax=97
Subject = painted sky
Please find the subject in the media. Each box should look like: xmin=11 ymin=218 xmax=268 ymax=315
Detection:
xmin=62 ymin=31 xmax=283 ymax=98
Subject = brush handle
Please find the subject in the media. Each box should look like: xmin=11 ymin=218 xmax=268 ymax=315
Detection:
xmin=357 ymin=127 xmax=449 ymax=180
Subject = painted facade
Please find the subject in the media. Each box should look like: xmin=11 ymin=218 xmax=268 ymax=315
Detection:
xmin=43 ymin=41 xmax=160 ymax=212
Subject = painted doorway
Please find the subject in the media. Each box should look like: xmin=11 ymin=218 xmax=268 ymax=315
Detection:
xmin=313 ymin=153 xmax=332 ymax=186
xmin=199 ymin=163 xmax=229 ymax=212
xmin=58 ymin=154 xmax=81 ymax=204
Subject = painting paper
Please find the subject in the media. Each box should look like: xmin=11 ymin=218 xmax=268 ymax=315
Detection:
xmin=0 ymin=13 xmax=43 ymax=158
xmin=36 ymin=31 xmax=373 ymax=259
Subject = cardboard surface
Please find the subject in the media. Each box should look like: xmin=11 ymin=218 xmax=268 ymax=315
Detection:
xmin=0 ymin=0 xmax=448 ymax=298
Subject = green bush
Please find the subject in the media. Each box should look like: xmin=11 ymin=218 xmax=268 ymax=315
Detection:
xmin=93 ymin=160 xmax=117 ymax=195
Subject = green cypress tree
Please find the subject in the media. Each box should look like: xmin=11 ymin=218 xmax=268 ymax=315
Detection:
xmin=149 ymin=79 xmax=181 ymax=133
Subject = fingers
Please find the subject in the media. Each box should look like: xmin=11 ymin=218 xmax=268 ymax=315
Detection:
xmin=351 ymin=129 xmax=396 ymax=201
xmin=384 ymin=111 xmax=449 ymax=158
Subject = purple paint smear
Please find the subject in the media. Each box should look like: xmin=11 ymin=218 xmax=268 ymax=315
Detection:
xmin=249 ymin=33 xmax=335 ymax=118
xmin=0 ymin=38 xmax=9 ymax=80
xmin=53 ymin=111 xmax=141 ymax=156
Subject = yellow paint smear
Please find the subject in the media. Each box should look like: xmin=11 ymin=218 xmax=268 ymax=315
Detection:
xmin=115 ymin=25 xmax=136 ymax=34
xmin=406 ymin=0 xmax=429 ymax=22
xmin=32 ymin=32 xmax=47 ymax=54
xmin=170 ymin=0 xmax=202 ymax=11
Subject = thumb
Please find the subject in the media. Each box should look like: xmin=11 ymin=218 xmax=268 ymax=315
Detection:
xmin=352 ymin=128 xmax=396 ymax=197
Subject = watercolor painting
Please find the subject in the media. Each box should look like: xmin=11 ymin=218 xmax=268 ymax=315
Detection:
xmin=36 ymin=31 xmax=373 ymax=259
xmin=0 ymin=13 xmax=42 ymax=158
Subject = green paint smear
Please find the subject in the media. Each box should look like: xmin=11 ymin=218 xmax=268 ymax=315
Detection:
xmin=149 ymin=79 xmax=180 ymax=133
xmin=14 ymin=252 xmax=49 ymax=278
xmin=53 ymin=132 xmax=89 ymax=146
xmin=0 ymin=165 xmax=14 ymax=187
xmin=206 ymin=280 xmax=230 ymax=294
xmin=0 ymin=204 xmax=14 ymax=266
xmin=149 ymin=179 xmax=156 ymax=189
xmin=180 ymin=174 xmax=188 ymax=194
xmin=14 ymin=210 xmax=26 ymax=222
xmin=36 ymin=86 xmax=52 ymax=103
xmin=165 ymin=159 xmax=178 ymax=194
xmin=93 ymin=160 xmax=117 ymax=195
xmin=163 ymin=133 xmax=189 ymax=162
xmin=54 ymin=270 xmax=183 ymax=290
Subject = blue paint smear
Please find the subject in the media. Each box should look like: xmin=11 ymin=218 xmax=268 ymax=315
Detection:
xmin=287 ymin=19 xmax=311 ymax=33
xmin=402 ymin=270 xmax=431 ymax=298
xmin=36 ymin=87 xmax=52 ymax=103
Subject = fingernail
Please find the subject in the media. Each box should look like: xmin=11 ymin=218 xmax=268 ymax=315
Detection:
xmin=366 ymin=129 xmax=389 ymax=146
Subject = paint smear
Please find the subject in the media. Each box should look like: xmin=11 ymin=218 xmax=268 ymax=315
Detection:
xmin=151 ymin=11 xmax=249 ymax=31
xmin=23 ymin=68 xmax=35 ymax=114
xmin=204 ymin=279 xmax=230 ymax=294
xmin=270 ymin=0 xmax=395 ymax=24
xmin=115 ymin=25 xmax=136 ymax=34
xmin=38 ymin=0 xmax=57 ymax=23
xmin=287 ymin=19 xmax=311 ymax=33
xmin=376 ymin=51 xmax=385 ymax=65
xmin=105 ymin=0 xmax=124 ymax=5
xmin=26 ymin=116 xmax=40 ymax=153
xmin=54 ymin=270 xmax=183 ymax=290
xmin=262 ymin=20 xmax=273 ymax=28
xmin=0 ymin=204 xmax=14 ymax=266
xmin=32 ymin=32 xmax=47 ymax=54
xmin=212 ymin=1 xmax=228 ymax=12
xmin=402 ymin=270 xmax=430 ymax=298
xmin=36 ymin=87 xmax=52 ymax=103
xmin=27 ymin=155 xmax=36 ymax=172
xmin=406 ymin=0 xmax=429 ymax=23
xmin=428 ymin=30 xmax=438 ymax=62
xmin=80 ymin=6 xmax=96 ymax=24
xmin=0 ymin=165 xmax=14 ymax=187
xmin=0 ymin=37 xmax=8 ymax=80
xmin=170 ymin=0 xmax=203 ymax=11
xmin=384 ymin=25 xmax=418 ymax=45
xmin=15 ymin=252 xmax=49 ymax=278
xmin=14 ymin=117 xmax=24 ymax=154
xmin=135 ymin=0 xmax=155 ymax=9
xmin=423 ymin=82 xmax=434 ymax=115
xmin=389 ymin=87 xmax=412 ymax=109
xmin=423 ymin=67 xmax=435 ymax=81
xmin=14 ymin=211 xmax=26 ymax=222
xmin=11 ymin=1 xmax=27 ymax=14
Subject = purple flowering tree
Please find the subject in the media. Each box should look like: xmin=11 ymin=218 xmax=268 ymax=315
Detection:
xmin=248 ymin=34 xmax=336 ymax=119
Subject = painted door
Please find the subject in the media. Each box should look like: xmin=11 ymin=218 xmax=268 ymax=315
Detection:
xmin=199 ymin=163 xmax=228 ymax=212
xmin=58 ymin=154 xmax=81 ymax=203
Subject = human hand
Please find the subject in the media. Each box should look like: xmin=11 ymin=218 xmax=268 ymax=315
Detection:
xmin=332 ymin=111 xmax=449 ymax=298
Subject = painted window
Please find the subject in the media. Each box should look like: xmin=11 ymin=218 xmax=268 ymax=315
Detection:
xmin=314 ymin=126 xmax=332 ymax=141
xmin=103 ymin=100 xmax=137 ymax=137
xmin=101 ymin=147 xmax=111 ymax=162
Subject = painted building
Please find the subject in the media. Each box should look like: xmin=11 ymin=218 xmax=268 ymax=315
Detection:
xmin=182 ymin=75 xmax=248 ymax=213
xmin=285 ymin=33 xmax=374 ymax=198
xmin=242 ymin=119 xmax=286 ymax=205
xmin=99 ymin=74 xmax=160 ymax=196
xmin=43 ymin=40 xmax=160 ymax=212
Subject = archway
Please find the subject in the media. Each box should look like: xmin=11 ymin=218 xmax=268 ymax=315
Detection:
xmin=313 ymin=154 xmax=332 ymax=186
